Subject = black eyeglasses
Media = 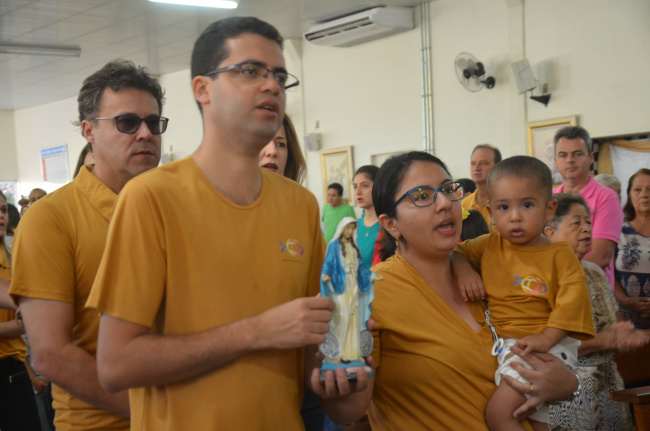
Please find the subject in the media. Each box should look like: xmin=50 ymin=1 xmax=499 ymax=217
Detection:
xmin=91 ymin=114 xmax=169 ymax=135
xmin=203 ymin=61 xmax=300 ymax=90
xmin=388 ymin=182 xmax=464 ymax=213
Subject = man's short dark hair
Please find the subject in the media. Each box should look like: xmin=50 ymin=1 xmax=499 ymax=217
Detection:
xmin=76 ymin=60 xmax=164 ymax=137
xmin=191 ymin=17 xmax=283 ymax=81
xmin=472 ymin=144 xmax=502 ymax=164
xmin=553 ymin=126 xmax=592 ymax=153
xmin=487 ymin=155 xmax=553 ymax=201
xmin=457 ymin=178 xmax=476 ymax=194
xmin=327 ymin=183 xmax=343 ymax=196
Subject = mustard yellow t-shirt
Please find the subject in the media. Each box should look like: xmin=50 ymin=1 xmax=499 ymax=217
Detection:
xmin=10 ymin=166 xmax=129 ymax=431
xmin=370 ymin=253 xmax=497 ymax=431
xmin=0 ymin=252 xmax=27 ymax=363
xmin=461 ymin=190 xmax=496 ymax=231
xmin=455 ymin=232 xmax=595 ymax=340
xmin=87 ymin=158 xmax=325 ymax=431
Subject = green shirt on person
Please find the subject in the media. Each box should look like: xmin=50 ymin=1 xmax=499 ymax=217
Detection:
xmin=322 ymin=203 xmax=356 ymax=243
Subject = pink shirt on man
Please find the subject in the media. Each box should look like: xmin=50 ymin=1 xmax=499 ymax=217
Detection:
xmin=554 ymin=177 xmax=623 ymax=289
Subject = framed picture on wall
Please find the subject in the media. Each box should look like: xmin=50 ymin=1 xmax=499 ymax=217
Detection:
xmin=526 ymin=115 xmax=577 ymax=185
xmin=321 ymin=146 xmax=354 ymax=203
xmin=371 ymin=150 xmax=405 ymax=168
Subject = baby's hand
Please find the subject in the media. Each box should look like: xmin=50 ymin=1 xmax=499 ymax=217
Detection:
xmin=457 ymin=268 xmax=485 ymax=302
xmin=515 ymin=334 xmax=552 ymax=355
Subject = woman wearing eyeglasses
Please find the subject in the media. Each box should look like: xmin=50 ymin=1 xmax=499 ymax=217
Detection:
xmin=312 ymin=152 xmax=580 ymax=431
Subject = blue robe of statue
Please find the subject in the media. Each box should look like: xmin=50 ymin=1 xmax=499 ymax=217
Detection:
xmin=320 ymin=218 xmax=375 ymax=366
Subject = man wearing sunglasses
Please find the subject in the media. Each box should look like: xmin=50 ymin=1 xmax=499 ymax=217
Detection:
xmin=87 ymin=17 xmax=346 ymax=431
xmin=10 ymin=60 xmax=165 ymax=431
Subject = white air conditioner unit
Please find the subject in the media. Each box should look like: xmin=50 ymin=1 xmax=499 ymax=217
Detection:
xmin=304 ymin=6 xmax=414 ymax=47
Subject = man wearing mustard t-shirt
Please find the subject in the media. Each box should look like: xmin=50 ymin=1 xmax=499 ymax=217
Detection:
xmin=86 ymin=18 xmax=353 ymax=431
xmin=461 ymin=144 xmax=501 ymax=231
xmin=10 ymin=60 xmax=165 ymax=431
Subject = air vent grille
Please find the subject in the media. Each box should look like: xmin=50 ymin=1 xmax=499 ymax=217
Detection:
xmin=305 ymin=18 xmax=373 ymax=41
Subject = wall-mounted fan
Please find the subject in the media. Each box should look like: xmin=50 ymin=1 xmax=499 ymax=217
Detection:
xmin=455 ymin=52 xmax=496 ymax=92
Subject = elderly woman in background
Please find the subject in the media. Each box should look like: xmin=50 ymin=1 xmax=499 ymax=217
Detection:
xmin=615 ymin=168 xmax=650 ymax=329
xmin=545 ymin=193 xmax=649 ymax=431
xmin=595 ymin=174 xmax=622 ymax=202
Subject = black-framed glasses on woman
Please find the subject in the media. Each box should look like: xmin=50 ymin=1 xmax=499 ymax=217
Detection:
xmin=388 ymin=181 xmax=464 ymax=212
xmin=91 ymin=114 xmax=169 ymax=135
xmin=202 ymin=61 xmax=300 ymax=90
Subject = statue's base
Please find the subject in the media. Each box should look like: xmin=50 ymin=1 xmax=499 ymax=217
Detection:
xmin=319 ymin=364 xmax=374 ymax=381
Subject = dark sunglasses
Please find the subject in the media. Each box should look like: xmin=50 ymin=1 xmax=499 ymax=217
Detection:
xmin=92 ymin=114 xmax=169 ymax=135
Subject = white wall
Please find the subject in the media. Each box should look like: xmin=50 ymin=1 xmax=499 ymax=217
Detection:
xmin=0 ymin=110 xmax=18 ymax=181
xmin=429 ymin=0 xmax=512 ymax=179
xmin=4 ymin=0 xmax=649 ymax=206
xmin=13 ymin=97 xmax=86 ymax=198
xmin=301 ymin=28 xmax=422 ymax=207
xmin=158 ymin=68 xmax=203 ymax=160
xmin=524 ymin=0 xmax=650 ymax=135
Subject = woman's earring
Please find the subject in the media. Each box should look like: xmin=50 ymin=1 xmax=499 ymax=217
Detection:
xmin=395 ymin=235 xmax=400 ymax=253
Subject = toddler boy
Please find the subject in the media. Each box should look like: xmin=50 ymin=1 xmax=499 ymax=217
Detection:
xmin=452 ymin=156 xmax=594 ymax=431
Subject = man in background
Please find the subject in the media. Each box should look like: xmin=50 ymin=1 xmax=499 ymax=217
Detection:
xmin=553 ymin=126 xmax=623 ymax=288
xmin=323 ymin=182 xmax=356 ymax=243
xmin=10 ymin=60 xmax=165 ymax=431
xmin=461 ymin=144 xmax=501 ymax=231
xmin=27 ymin=188 xmax=47 ymax=209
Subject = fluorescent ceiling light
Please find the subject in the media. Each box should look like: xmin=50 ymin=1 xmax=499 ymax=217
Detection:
xmin=149 ymin=0 xmax=238 ymax=9
xmin=0 ymin=43 xmax=81 ymax=57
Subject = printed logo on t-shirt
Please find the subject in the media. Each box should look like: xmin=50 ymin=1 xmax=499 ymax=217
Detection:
xmin=278 ymin=239 xmax=304 ymax=258
xmin=512 ymin=273 xmax=548 ymax=295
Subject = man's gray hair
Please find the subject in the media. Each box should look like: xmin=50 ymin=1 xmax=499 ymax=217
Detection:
xmin=553 ymin=126 xmax=592 ymax=153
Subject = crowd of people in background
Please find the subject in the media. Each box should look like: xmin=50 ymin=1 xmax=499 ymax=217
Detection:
xmin=0 ymin=14 xmax=648 ymax=431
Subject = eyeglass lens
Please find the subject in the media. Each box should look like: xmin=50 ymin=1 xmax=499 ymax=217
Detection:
xmin=410 ymin=184 xmax=463 ymax=207
xmin=117 ymin=115 xmax=168 ymax=135
xmin=238 ymin=63 xmax=297 ymax=89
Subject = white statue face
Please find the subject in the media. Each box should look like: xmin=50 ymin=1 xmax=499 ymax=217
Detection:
xmin=341 ymin=222 xmax=356 ymax=241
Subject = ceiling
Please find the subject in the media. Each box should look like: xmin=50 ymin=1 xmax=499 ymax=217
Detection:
xmin=0 ymin=0 xmax=422 ymax=110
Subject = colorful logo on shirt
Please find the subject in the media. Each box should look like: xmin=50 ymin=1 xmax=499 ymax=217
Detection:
xmin=512 ymin=273 xmax=548 ymax=295
xmin=279 ymin=239 xmax=304 ymax=258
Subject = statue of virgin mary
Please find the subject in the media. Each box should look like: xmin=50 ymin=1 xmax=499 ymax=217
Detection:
xmin=319 ymin=217 xmax=375 ymax=378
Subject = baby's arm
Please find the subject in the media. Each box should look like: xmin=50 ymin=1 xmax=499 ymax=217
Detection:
xmin=450 ymin=251 xmax=485 ymax=301
xmin=515 ymin=327 xmax=568 ymax=355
